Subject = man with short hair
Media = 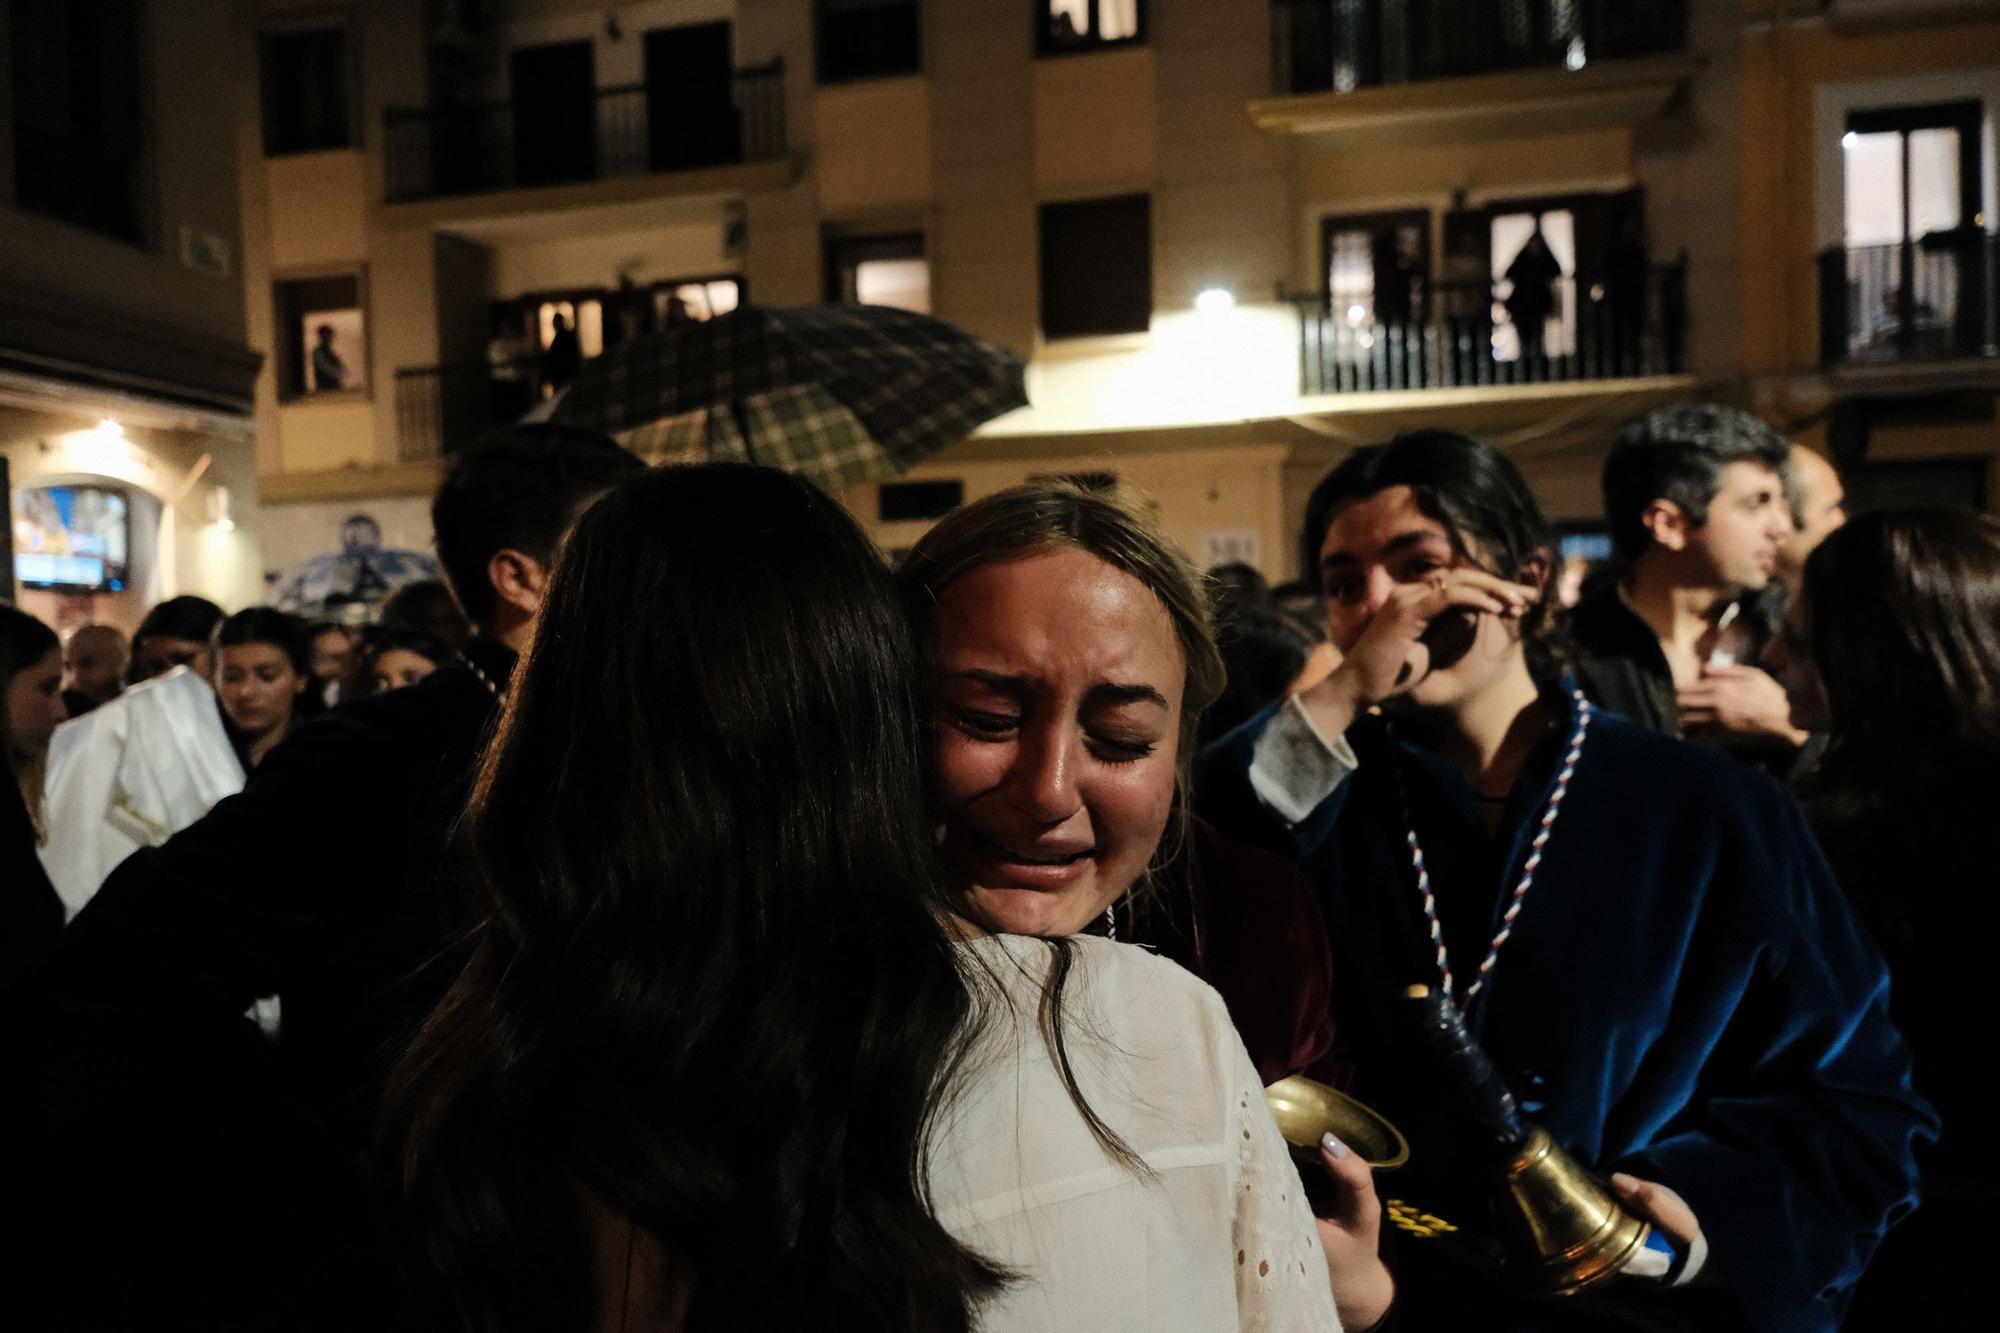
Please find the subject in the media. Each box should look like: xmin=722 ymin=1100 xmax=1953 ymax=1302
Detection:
xmin=32 ymin=425 xmax=645 ymax=1328
xmin=1777 ymin=442 xmax=1847 ymax=595
xmin=59 ymin=623 xmax=126 ymax=717
xmin=1571 ymin=403 xmax=1803 ymax=755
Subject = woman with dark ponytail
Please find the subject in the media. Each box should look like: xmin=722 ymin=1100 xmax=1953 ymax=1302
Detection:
xmin=386 ymin=464 xmax=1336 ymax=1331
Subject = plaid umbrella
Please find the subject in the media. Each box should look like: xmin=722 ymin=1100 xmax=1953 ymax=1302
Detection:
xmin=548 ymin=304 xmax=1029 ymax=490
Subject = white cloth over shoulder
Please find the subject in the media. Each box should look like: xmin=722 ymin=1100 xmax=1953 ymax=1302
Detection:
xmin=38 ymin=667 xmax=244 ymax=920
xmin=931 ymin=934 xmax=1341 ymax=1333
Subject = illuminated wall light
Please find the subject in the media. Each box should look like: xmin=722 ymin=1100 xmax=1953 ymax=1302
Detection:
xmin=205 ymin=485 xmax=236 ymax=531
xmin=1195 ymin=287 xmax=1236 ymax=315
xmin=96 ymin=419 xmax=125 ymax=442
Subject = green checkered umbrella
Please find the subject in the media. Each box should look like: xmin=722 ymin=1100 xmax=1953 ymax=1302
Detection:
xmin=548 ymin=304 xmax=1029 ymax=490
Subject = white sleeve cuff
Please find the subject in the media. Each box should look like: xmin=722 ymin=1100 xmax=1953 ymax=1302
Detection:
xmin=1247 ymin=693 xmax=1360 ymax=826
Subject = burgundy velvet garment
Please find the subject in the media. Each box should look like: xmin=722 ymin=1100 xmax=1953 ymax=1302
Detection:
xmin=1132 ymin=815 xmax=1338 ymax=1085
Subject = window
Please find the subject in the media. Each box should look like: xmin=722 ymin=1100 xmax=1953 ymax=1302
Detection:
xmin=8 ymin=0 xmax=146 ymax=243
xmin=1321 ymin=210 xmax=1431 ymax=327
xmin=1835 ymin=101 xmax=1984 ymax=360
xmin=260 ymin=26 xmax=353 ymax=155
xmin=817 ymin=1 xmax=921 ymax=83
xmin=878 ymin=479 xmax=963 ymax=521
xmin=275 ymin=275 xmax=367 ymax=399
xmin=1039 ymin=195 xmax=1152 ymax=339
xmin=1037 ymin=0 xmax=1145 ymax=56
xmin=827 ymin=234 xmax=931 ymax=314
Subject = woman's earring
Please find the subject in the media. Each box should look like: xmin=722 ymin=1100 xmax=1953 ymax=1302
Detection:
xmin=1104 ymin=905 xmax=1117 ymax=942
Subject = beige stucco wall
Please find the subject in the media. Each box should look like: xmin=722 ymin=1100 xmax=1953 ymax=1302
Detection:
xmin=490 ymin=220 xmax=735 ymax=296
xmin=1032 ymin=47 xmax=1157 ymax=199
xmin=266 ymin=151 xmax=370 ymax=271
xmin=817 ymin=77 xmax=934 ymax=217
xmin=848 ymin=438 xmax=1295 ymax=584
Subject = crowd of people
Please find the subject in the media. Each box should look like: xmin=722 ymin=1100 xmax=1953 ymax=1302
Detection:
xmin=0 ymin=407 xmax=1988 ymax=1331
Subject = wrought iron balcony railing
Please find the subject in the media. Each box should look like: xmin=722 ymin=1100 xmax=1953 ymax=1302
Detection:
xmin=1818 ymin=233 xmax=1999 ymax=368
xmin=383 ymin=61 xmax=785 ymax=203
xmin=1292 ymin=260 xmax=1687 ymax=396
xmin=1270 ymin=0 xmax=1687 ymax=96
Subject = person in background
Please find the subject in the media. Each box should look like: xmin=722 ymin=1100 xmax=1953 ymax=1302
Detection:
xmin=359 ymin=623 xmax=454 ymax=696
xmin=306 ymin=621 xmax=359 ymax=709
xmin=897 ymin=483 xmax=1389 ymax=1327
xmin=1571 ymin=403 xmax=1801 ymax=760
xmin=127 ymin=595 xmax=225 ymax=685
xmin=542 ymin=311 xmax=582 ymax=391
xmin=3 ymin=605 xmax=67 ymax=983
xmin=1204 ymin=562 xmax=1324 ymax=747
xmin=32 ymin=426 xmax=645 ymax=1330
xmin=60 ymin=623 xmax=126 ymax=718
xmin=1775 ymin=443 xmax=1847 ymax=597
xmin=1771 ymin=510 xmax=2000 ymax=1328
xmin=379 ymin=577 xmax=472 ymax=655
xmin=1502 ymin=227 xmax=1562 ymax=364
xmin=1199 ymin=430 xmax=1931 ymax=1330
xmin=213 ymin=609 xmax=314 ymax=771
xmin=310 ymin=324 xmax=347 ymax=392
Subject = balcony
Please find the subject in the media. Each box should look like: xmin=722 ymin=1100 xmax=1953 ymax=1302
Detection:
xmin=393 ymin=358 xmax=550 ymax=462
xmin=1819 ymin=234 xmax=1999 ymax=371
xmin=1292 ymin=261 xmax=1687 ymax=396
xmin=382 ymin=62 xmax=786 ymax=204
xmin=1257 ymin=1 xmax=1696 ymax=143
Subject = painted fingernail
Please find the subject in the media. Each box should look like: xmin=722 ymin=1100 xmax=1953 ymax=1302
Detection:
xmin=1321 ymin=1132 xmax=1349 ymax=1160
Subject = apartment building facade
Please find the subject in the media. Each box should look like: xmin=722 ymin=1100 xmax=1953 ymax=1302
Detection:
xmin=0 ymin=0 xmax=265 ymax=633
xmin=1741 ymin=0 xmax=2000 ymax=514
xmin=247 ymin=0 xmax=1968 ymax=585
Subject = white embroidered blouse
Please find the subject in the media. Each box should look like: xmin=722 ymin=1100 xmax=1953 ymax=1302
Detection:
xmin=930 ymin=934 xmax=1343 ymax=1332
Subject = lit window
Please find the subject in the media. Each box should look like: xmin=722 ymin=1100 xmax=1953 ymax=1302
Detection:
xmin=1038 ymin=0 xmax=1145 ymax=55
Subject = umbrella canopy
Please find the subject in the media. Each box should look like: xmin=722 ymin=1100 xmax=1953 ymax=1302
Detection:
xmin=548 ymin=304 xmax=1028 ymax=490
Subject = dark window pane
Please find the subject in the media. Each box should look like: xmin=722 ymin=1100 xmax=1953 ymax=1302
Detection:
xmin=878 ymin=479 xmax=963 ymax=521
xmin=260 ymin=27 xmax=352 ymax=155
xmin=1040 ymin=195 xmax=1152 ymax=339
xmin=818 ymin=1 xmax=921 ymax=83
xmin=9 ymin=0 xmax=145 ymax=242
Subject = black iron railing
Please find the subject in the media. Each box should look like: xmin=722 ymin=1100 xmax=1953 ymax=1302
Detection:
xmin=1270 ymin=0 xmax=1686 ymax=96
xmin=393 ymin=358 xmax=551 ymax=462
xmin=383 ymin=61 xmax=785 ymax=202
xmin=1818 ymin=233 xmax=1998 ymax=367
xmin=1293 ymin=261 xmax=1686 ymax=395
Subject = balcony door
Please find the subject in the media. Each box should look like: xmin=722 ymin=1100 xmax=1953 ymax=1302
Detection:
xmin=1840 ymin=101 xmax=1983 ymax=358
xmin=646 ymin=22 xmax=741 ymax=172
xmin=512 ymin=41 xmax=597 ymax=187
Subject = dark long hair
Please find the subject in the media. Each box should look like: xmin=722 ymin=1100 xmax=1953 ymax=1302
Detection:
xmin=2 ymin=604 xmax=61 ymax=779
xmin=1802 ymin=508 xmax=2000 ymax=811
xmin=385 ymin=464 xmax=1005 ymax=1332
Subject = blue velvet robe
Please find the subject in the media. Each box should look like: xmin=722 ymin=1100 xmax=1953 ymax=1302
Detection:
xmin=1198 ymin=683 xmax=1934 ymax=1330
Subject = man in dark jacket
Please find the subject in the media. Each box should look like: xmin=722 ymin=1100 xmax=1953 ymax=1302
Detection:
xmin=1571 ymin=403 xmax=1804 ymax=763
xmin=27 ymin=426 xmax=643 ymax=1329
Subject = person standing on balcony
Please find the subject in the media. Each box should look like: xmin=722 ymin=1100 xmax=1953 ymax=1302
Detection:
xmin=1571 ymin=403 xmax=1806 ymax=766
xmin=543 ymin=310 xmax=582 ymax=393
xmin=1502 ymin=227 xmax=1562 ymax=366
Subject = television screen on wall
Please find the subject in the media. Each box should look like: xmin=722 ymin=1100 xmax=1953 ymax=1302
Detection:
xmin=12 ymin=484 xmax=130 ymax=591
